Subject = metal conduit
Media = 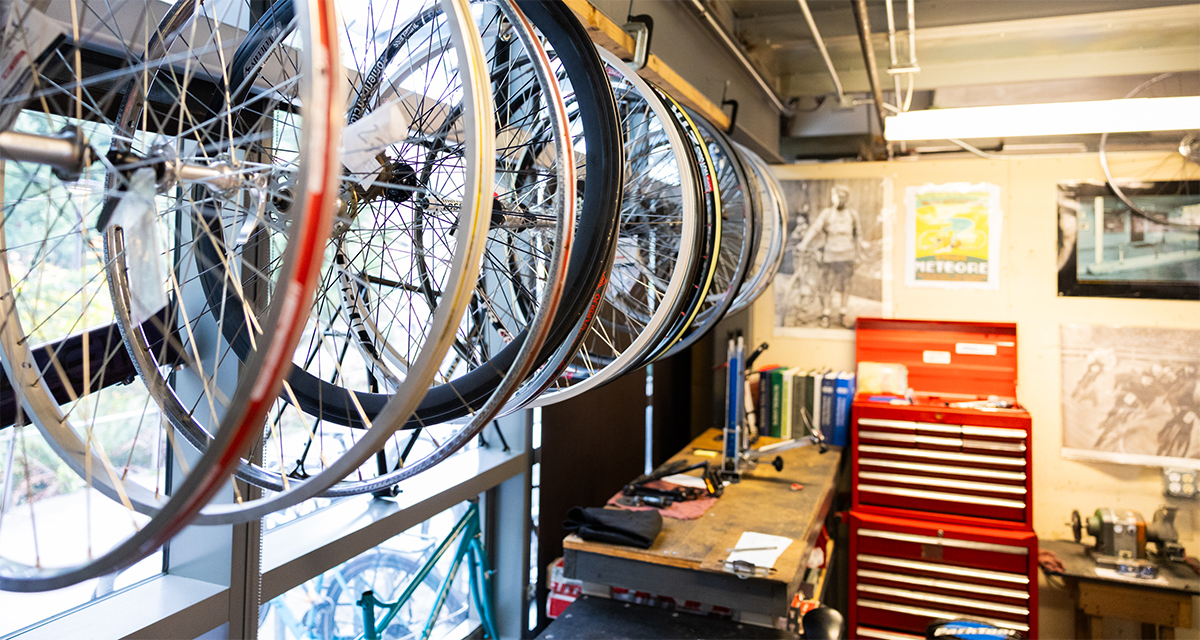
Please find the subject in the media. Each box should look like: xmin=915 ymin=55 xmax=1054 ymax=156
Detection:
xmin=679 ymin=0 xmax=790 ymax=114
xmin=851 ymin=0 xmax=888 ymax=135
xmin=796 ymin=0 xmax=846 ymax=104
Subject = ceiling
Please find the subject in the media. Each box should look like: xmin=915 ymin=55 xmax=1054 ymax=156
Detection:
xmin=712 ymin=0 xmax=1200 ymax=160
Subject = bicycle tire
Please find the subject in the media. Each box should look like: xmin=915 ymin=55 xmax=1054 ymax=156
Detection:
xmin=1099 ymin=71 xmax=1200 ymax=229
xmin=0 ymin=0 xmax=341 ymax=590
xmin=728 ymin=144 xmax=786 ymax=314
xmin=238 ymin=0 xmax=580 ymax=498
xmin=653 ymin=106 xmax=754 ymax=360
xmin=106 ymin=0 xmax=496 ymax=523
xmin=312 ymin=551 xmax=467 ymax=640
xmin=519 ymin=48 xmax=703 ymax=407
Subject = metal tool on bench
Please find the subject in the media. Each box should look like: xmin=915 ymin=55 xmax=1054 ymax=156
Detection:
xmin=1146 ymin=505 xmax=1187 ymax=562
xmin=1071 ymin=507 xmax=1144 ymax=559
xmin=1071 ymin=507 xmax=1158 ymax=577
xmin=619 ymin=459 xmax=723 ymax=507
xmin=720 ymin=333 xmax=828 ymax=483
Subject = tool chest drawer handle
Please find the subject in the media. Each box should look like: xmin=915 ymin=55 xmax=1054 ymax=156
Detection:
xmin=856 ymin=569 xmax=1029 ymax=600
xmin=858 ymin=418 xmax=922 ymax=429
xmin=962 ymin=425 xmax=1027 ymax=439
xmin=857 ymin=584 xmax=1030 ymax=617
xmin=859 ymin=445 xmax=1027 ymax=467
xmin=858 ymin=485 xmax=1026 ymax=509
xmin=961 ymin=439 xmax=1027 ymax=453
xmin=857 ymin=554 xmax=1030 ymax=585
xmin=859 ymin=472 xmax=1027 ymax=495
xmin=859 ymin=431 xmax=963 ymax=448
xmin=858 ymin=459 xmax=1027 ymax=482
xmin=916 ymin=423 xmax=964 ymax=435
xmin=856 ymin=627 xmax=923 ymax=640
xmin=858 ymin=529 xmax=1030 ymax=555
xmin=856 ymin=600 xmax=1029 ymax=633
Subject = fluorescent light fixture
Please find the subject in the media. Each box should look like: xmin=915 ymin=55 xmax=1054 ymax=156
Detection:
xmin=884 ymin=96 xmax=1200 ymax=141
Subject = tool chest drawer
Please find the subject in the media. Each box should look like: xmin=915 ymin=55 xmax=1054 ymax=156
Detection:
xmin=852 ymin=403 xmax=1033 ymax=528
xmin=849 ymin=511 xmax=1038 ymax=639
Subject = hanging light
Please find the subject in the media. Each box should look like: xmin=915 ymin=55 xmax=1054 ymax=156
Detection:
xmin=884 ymin=96 xmax=1200 ymax=141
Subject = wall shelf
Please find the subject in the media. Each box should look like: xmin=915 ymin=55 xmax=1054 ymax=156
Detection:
xmin=562 ymin=0 xmax=733 ymax=131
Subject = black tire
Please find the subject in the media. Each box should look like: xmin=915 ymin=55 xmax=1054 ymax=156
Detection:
xmin=199 ymin=0 xmax=623 ymax=429
xmin=654 ymin=108 xmax=756 ymax=360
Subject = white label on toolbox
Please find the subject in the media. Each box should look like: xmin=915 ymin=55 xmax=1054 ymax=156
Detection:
xmin=922 ymin=350 xmax=951 ymax=364
xmin=956 ymin=342 xmax=998 ymax=356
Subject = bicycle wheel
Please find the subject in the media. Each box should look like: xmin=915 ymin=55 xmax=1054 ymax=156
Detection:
xmin=651 ymin=106 xmax=754 ymax=360
xmin=311 ymin=550 xmax=467 ymax=640
xmin=635 ymin=89 xmax=722 ymax=364
xmin=518 ymin=48 xmax=703 ymax=407
xmin=1099 ymin=72 xmax=1200 ymax=228
xmin=229 ymin=0 xmax=582 ymax=499
xmin=728 ymin=144 xmax=786 ymax=314
xmin=109 ymin=0 xmax=497 ymax=522
xmin=0 ymin=0 xmax=341 ymax=591
xmin=372 ymin=0 xmax=623 ymax=431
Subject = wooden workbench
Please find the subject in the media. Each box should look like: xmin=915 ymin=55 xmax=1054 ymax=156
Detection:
xmin=1041 ymin=539 xmax=1198 ymax=639
xmin=562 ymin=429 xmax=842 ymax=627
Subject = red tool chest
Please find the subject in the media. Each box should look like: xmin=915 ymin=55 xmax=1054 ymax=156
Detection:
xmin=850 ymin=318 xmax=1038 ymax=639
xmin=849 ymin=511 xmax=1038 ymax=640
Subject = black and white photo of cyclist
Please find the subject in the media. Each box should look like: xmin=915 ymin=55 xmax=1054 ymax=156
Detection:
xmin=774 ymin=178 xmax=890 ymax=335
xmin=1062 ymin=323 xmax=1200 ymax=466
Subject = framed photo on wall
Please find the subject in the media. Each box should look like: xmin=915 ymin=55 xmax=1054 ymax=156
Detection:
xmin=772 ymin=177 xmax=893 ymax=338
xmin=1061 ymin=323 xmax=1200 ymax=467
xmin=1057 ymin=180 xmax=1200 ymax=300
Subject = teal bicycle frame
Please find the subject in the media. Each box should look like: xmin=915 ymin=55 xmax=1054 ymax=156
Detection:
xmin=356 ymin=501 xmax=499 ymax=640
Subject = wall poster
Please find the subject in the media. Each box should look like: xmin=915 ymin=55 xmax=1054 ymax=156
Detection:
xmin=905 ymin=183 xmax=1002 ymax=290
xmin=1056 ymin=180 xmax=1200 ymax=300
xmin=1061 ymin=323 xmax=1200 ymax=467
xmin=773 ymin=177 xmax=892 ymax=338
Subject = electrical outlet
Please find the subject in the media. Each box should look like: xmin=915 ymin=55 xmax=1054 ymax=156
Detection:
xmin=1162 ymin=467 xmax=1198 ymax=499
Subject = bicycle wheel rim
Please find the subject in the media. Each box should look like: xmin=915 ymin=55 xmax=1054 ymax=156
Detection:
xmin=91 ymin=0 xmax=493 ymax=523
xmin=243 ymin=0 xmax=577 ymax=498
xmin=635 ymin=89 xmax=722 ymax=364
xmin=0 ymin=0 xmax=341 ymax=590
xmin=1099 ymin=72 xmax=1200 ymax=229
xmin=729 ymin=145 xmax=785 ymax=314
xmin=727 ymin=144 xmax=775 ymax=314
xmin=191 ymin=0 xmax=495 ymax=523
xmin=520 ymin=47 xmax=702 ymax=408
xmin=654 ymin=106 xmax=754 ymax=360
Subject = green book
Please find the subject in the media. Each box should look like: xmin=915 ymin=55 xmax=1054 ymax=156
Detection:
xmin=769 ymin=367 xmax=787 ymax=437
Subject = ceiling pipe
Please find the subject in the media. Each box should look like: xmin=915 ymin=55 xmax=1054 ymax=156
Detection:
xmin=795 ymin=0 xmax=846 ymax=105
xmin=884 ymin=0 xmax=902 ymax=110
xmin=679 ymin=0 xmax=790 ymax=114
xmin=851 ymin=0 xmax=888 ymax=135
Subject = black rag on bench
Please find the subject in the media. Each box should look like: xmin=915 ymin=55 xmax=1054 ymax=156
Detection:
xmin=564 ymin=507 xmax=662 ymax=549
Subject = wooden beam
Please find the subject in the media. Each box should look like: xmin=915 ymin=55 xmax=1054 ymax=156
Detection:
xmin=561 ymin=0 xmax=732 ymax=131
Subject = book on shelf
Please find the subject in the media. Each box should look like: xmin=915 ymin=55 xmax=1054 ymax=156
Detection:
xmin=819 ymin=373 xmax=837 ymax=442
xmin=833 ymin=372 xmax=856 ymax=447
xmin=755 ymin=365 xmax=781 ymax=437
xmin=790 ymin=369 xmax=811 ymax=440
xmin=768 ymin=366 xmax=787 ymax=438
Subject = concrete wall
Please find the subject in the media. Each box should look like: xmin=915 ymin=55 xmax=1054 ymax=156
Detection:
xmin=736 ymin=153 xmax=1199 ymax=639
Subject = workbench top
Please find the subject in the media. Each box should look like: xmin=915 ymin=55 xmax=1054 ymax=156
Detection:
xmin=1041 ymin=539 xmax=1200 ymax=595
xmin=564 ymin=429 xmax=843 ymax=589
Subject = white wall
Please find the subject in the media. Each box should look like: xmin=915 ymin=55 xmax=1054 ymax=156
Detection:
xmin=747 ymin=153 xmax=1199 ymax=639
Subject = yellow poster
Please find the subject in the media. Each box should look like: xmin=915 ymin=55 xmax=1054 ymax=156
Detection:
xmin=905 ymin=183 xmax=1002 ymax=289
